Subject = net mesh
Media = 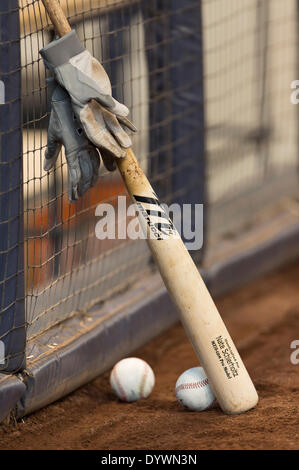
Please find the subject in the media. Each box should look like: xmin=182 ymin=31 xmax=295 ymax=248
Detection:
xmin=203 ymin=0 xmax=299 ymax=244
xmin=2 ymin=0 xmax=299 ymax=348
xmin=20 ymin=0 xmax=152 ymax=338
xmin=19 ymin=0 xmax=206 ymax=340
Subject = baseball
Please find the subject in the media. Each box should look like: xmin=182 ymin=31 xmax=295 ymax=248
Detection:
xmin=175 ymin=366 xmax=216 ymax=411
xmin=110 ymin=357 xmax=155 ymax=402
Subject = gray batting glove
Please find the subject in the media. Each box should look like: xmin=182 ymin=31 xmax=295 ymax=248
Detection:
xmin=45 ymin=78 xmax=115 ymax=202
xmin=40 ymin=31 xmax=137 ymax=159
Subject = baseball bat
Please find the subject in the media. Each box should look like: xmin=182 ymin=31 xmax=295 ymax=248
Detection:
xmin=41 ymin=0 xmax=258 ymax=414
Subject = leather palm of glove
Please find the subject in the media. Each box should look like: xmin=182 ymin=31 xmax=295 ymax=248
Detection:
xmin=45 ymin=78 xmax=116 ymax=202
xmin=40 ymin=30 xmax=137 ymax=160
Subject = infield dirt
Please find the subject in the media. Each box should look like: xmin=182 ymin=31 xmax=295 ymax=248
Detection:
xmin=1 ymin=262 xmax=299 ymax=449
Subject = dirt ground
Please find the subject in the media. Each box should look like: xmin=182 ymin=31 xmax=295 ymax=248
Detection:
xmin=1 ymin=262 xmax=299 ymax=450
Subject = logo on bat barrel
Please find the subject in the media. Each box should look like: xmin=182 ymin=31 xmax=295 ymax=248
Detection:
xmin=95 ymin=195 xmax=203 ymax=249
xmin=133 ymin=194 xmax=179 ymax=240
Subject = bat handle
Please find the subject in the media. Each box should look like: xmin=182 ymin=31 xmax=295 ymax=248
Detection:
xmin=41 ymin=1 xmax=141 ymax=180
xmin=42 ymin=0 xmax=72 ymax=37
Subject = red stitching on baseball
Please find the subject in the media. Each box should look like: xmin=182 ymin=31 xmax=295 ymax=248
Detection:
xmin=175 ymin=378 xmax=209 ymax=394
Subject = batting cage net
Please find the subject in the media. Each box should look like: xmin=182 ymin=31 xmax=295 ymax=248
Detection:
xmin=0 ymin=0 xmax=298 ymax=420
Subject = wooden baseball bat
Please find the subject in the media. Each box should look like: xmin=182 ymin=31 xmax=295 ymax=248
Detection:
xmin=41 ymin=0 xmax=258 ymax=414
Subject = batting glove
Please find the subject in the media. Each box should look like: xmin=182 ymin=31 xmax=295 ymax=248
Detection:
xmin=44 ymin=77 xmax=116 ymax=202
xmin=40 ymin=30 xmax=136 ymax=159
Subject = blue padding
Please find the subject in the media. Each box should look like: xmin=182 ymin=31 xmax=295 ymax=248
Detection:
xmin=169 ymin=1 xmax=205 ymax=204
xmin=0 ymin=0 xmax=26 ymax=373
xmin=141 ymin=1 xmax=205 ymax=249
xmin=108 ymin=1 xmax=205 ymax=252
xmin=0 ymin=373 xmax=26 ymax=422
xmin=16 ymin=282 xmax=178 ymax=418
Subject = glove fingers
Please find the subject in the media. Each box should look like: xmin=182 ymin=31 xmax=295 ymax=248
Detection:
xmin=77 ymin=147 xmax=100 ymax=196
xmin=117 ymin=115 xmax=137 ymax=133
xmin=108 ymin=97 xmax=130 ymax=118
xmin=44 ymin=118 xmax=62 ymax=171
xmin=44 ymin=145 xmax=61 ymax=171
xmin=80 ymin=103 xmax=126 ymax=158
xmin=101 ymin=107 xmax=133 ymax=149
xmin=67 ymin=162 xmax=81 ymax=202
xmin=66 ymin=147 xmax=100 ymax=202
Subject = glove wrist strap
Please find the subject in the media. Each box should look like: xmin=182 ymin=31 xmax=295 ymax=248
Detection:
xmin=40 ymin=30 xmax=85 ymax=69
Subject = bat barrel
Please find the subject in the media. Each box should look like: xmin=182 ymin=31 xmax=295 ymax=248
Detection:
xmin=41 ymin=0 xmax=258 ymax=414
xmin=118 ymin=150 xmax=258 ymax=414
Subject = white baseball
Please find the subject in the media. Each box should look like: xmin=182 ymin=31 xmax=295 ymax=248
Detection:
xmin=175 ymin=366 xmax=216 ymax=411
xmin=110 ymin=357 xmax=155 ymax=402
